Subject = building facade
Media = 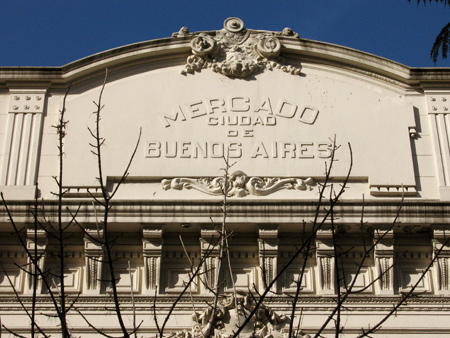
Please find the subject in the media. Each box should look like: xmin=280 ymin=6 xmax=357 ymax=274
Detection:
xmin=1 ymin=18 xmax=450 ymax=337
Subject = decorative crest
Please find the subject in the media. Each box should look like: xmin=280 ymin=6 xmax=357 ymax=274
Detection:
xmin=178 ymin=17 xmax=301 ymax=78
xmin=162 ymin=171 xmax=316 ymax=198
xmin=174 ymin=292 xmax=310 ymax=338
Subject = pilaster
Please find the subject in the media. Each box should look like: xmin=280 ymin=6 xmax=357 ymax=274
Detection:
xmin=374 ymin=229 xmax=394 ymax=295
xmin=425 ymin=91 xmax=450 ymax=200
xmin=84 ymin=226 xmax=104 ymax=294
xmin=0 ymin=89 xmax=47 ymax=199
xmin=258 ymin=224 xmax=278 ymax=292
xmin=433 ymin=229 xmax=450 ymax=295
xmin=316 ymin=229 xmax=335 ymax=295
xmin=200 ymin=227 xmax=220 ymax=294
xmin=25 ymin=226 xmax=47 ymax=294
xmin=142 ymin=224 xmax=163 ymax=294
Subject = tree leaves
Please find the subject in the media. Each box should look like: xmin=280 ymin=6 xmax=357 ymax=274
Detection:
xmin=409 ymin=0 xmax=450 ymax=62
xmin=410 ymin=0 xmax=450 ymax=5
xmin=431 ymin=22 xmax=450 ymax=63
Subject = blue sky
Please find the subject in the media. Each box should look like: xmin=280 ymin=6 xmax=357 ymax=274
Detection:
xmin=1 ymin=1 xmax=450 ymax=67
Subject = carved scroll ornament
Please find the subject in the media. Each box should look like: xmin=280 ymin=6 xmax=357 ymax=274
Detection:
xmin=179 ymin=17 xmax=301 ymax=78
xmin=161 ymin=171 xmax=316 ymax=197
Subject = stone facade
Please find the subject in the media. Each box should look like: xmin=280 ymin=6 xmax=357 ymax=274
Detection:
xmin=1 ymin=18 xmax=450 ymax=337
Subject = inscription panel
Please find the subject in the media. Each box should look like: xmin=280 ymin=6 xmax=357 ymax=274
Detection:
xmin=62 ymin=66 xmax=417 ymax=187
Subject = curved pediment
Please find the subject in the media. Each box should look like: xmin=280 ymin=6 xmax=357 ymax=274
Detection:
xmin=1 ymin=18 xmax=450 ymax=201
xmin=0 ymin=17 xmax=449 ymax=88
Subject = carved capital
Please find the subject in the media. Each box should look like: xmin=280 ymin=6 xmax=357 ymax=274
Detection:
xmin=433 ymin=228 xmax=450 ymax=248
xmin=316 ymin=229 xmax=334 ymax=254
xmin=26 ymin=225 xmax=47 ymax=252
xmin=142 ymin=224 xmax=164 ymax=254
xmin=258 ymin=224 xmax=279 ymax=239
xmin=8 ymin=89 xmax=46 ymax=114
xmin=200 ymin=228 xmax=220 ymax=253
xmin=374 ymin=229 xmax=394 ymax=255
xmin=84 ymin=224 xmax=104 ymax=242
xmin=258 ymin=225 xmax=278 ymax=256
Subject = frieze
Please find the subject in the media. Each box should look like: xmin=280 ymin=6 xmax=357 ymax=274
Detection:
xmin=180 ymin=17 xmax=301 ymax=78
xmin=1 ymin=295 xmax=450 ymax=305
xmin=161 ymin=171 xmax=316 ymax=197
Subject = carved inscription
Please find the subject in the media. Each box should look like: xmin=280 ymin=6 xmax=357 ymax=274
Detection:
xmin=160 ymin=97 xmax=319 ymax=128
xmin=149 ymin=96 xmax=328 ymax=160
xmin=146 ymin=141 xmax=332 ymax=159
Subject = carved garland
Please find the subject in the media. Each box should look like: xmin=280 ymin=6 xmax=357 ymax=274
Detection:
xmin=162 ymin=171 xmax=316 ymax=198
xmin=178 ymin=17 xmax=301 ymax=78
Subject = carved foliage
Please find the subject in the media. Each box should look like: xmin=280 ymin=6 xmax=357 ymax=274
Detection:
xmin=145 ymin=256 xmax=158 ymax=290
xmin=262 ymin=256 xmax=274 ymax=288
xmin=319 ymin=256 xmax=334 ymax=292
xmin=205 ymin=256 xmax=216 ymax=289
xmin=162 ymin=171 xmax=315 ymax=198
xmin=180 ymin=17 xmax=301 ymax=78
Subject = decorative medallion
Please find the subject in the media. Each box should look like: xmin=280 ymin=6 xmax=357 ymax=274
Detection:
xmin=178 ymin=17 xmax=301 ymax=78
xmin=174 ymin=292 xmax=311 ymax=338
xmin=162 ymin=171 xmax=316 ymax=197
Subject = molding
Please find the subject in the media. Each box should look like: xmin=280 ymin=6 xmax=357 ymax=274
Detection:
xmin=4 ymin=200 xmax=450 ymax=225
xmin=0 ymin=20 xmax=450 ymax=88
xmin=62 ymin=186 xmax=103 ymax=198
xmin=1 ymin=295 xmax=450 ymax=306
xmin=370 ymin=185 xmax=417 ymax=197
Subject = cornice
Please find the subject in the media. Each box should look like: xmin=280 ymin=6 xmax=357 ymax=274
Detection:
xmin=0 ymin=25 xmax=449 ymax=89
xmin=1 ymin=295 xmax=449 ymax=307
xmin=1 ymin=200 xmax=450 ymax=225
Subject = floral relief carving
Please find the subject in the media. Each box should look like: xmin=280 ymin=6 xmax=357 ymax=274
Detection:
xmin=180 ymin=17 xmax=301 ymax=78
xmin=161 ymin=171 xmax=316 ymax=198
